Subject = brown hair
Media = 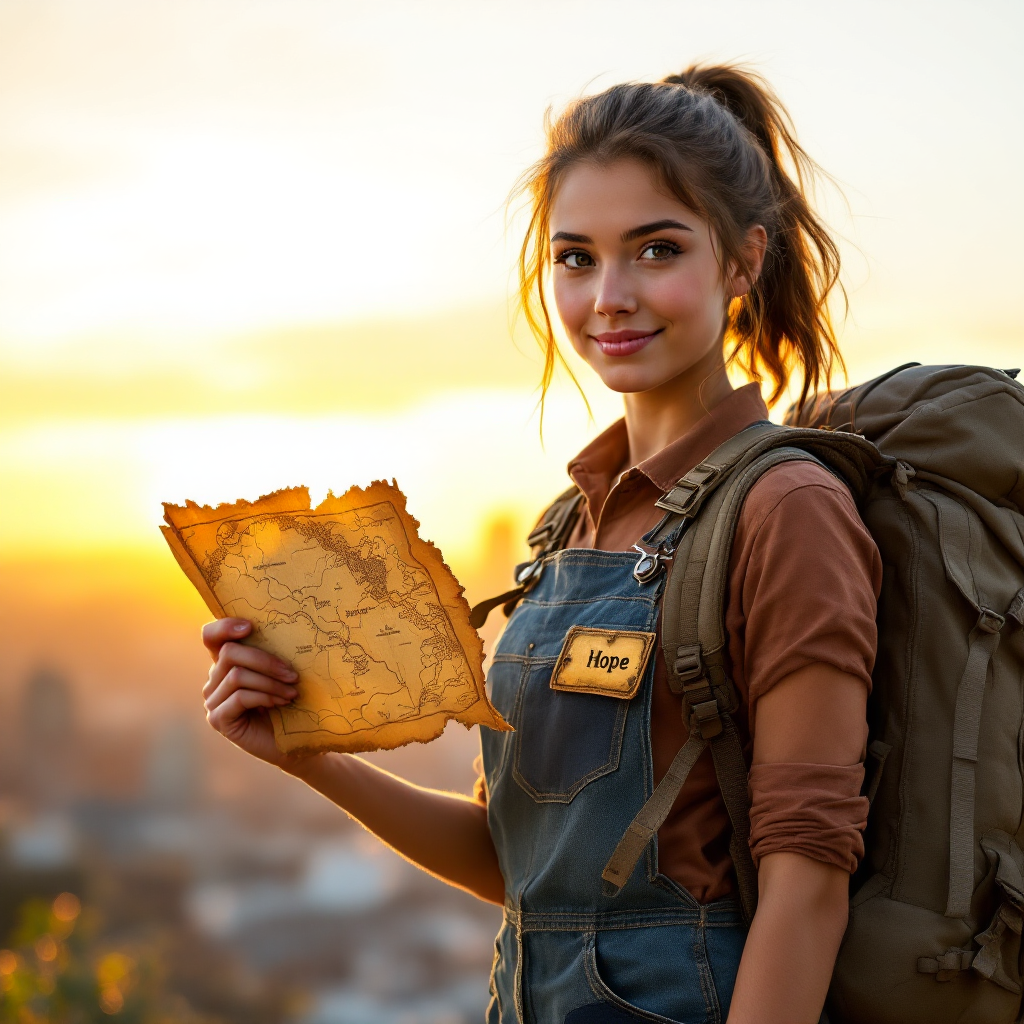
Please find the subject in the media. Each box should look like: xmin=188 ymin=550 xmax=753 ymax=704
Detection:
xmin=514 ymin=63 xmax=845 ymax=410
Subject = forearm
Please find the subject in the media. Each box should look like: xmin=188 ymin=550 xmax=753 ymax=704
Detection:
xmin=290 ymin=752 xmax=505 ymax=905
xmin=727 ymin=852 xmax=848 ymax=1024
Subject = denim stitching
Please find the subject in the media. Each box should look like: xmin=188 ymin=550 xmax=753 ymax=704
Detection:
xmin=693 ymin=912 xmax=720 ymax=1024
xmin=487 ymin=931 xmax=503 ymax=1024
xmin=491 ymin=654 xmax=558 ymax=665
xmin=505 ymin=908 xmax=739 ymax=930
xmin=650 ymin=872 xmax=701 ymax=910
xmin=521 ymin=596 xmax=659 ymax=608
xmin=582 ymin=932 xmax=684 ymax=1023
xmin=512 ymin=698 xmax=629 ymax=803
xmin=513 ymin=896 xmax=525 ymax=1024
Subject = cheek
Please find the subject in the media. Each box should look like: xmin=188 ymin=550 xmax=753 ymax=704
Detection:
xmin=647 ymin=268 xmax=718 ymax=322
xmin=552 ymin=277 xmax=591 ymax=338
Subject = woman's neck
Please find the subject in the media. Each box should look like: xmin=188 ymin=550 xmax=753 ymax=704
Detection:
xmin=622 ymin=347 xmax=734 ymax=467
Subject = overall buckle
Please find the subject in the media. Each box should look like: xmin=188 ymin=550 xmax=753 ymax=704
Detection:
xmin=632 ymin=543 xmax=672 ymax=584
xmin=515 ymin=559 xmax=544 ymax=587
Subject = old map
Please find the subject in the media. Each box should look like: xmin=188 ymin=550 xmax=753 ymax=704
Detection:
xmin=161 ymin=482 xmax=510 ymax=754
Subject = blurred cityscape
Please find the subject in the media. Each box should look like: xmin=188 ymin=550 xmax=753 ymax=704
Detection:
xmin=0 ymin=520 xmax=520 ymax=1024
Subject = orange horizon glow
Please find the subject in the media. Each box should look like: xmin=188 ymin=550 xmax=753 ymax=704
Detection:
xmin=2 ymin=1 xmax=1022 ymax=573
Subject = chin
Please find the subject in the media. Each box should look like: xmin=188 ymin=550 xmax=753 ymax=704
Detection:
xmin=591 ymin=366 xmax=679 ymax=395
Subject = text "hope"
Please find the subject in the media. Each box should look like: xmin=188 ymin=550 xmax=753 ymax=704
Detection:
xmin=586 ymin=650 xmax=630 ymax=673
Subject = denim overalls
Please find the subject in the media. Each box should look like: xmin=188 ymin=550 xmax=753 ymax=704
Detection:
xmin=480 ymin=548 xmax=747 ymax=1024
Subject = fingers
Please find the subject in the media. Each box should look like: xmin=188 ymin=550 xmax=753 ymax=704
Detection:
xmin=202 ymin=618 xmax=252 ymax=659
xmin=205 ymin=664 xmax=298 ymax=712
xmin=207 ymin=688 xmax=280 ymax=733
xmin=202 ymin=641 xmax=297 ymax=699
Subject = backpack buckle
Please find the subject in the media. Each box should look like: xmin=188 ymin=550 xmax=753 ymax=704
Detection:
xmin=673 ymin=644 xmax=704 ymax=682
xmin=525 ymin=522 xmax=553 ymax=547
xmin=689 ymin=698 xmax=724 ymax=740
xmin=918 ymin=948 xmax=975 ymax=981
xmin=977 ymin=608 xmax=1005 ymax=635
xmin=1008 ymin=588 xmax=1024 ymax=630
xmin=655 ymin=462 xmax=722 ymax=516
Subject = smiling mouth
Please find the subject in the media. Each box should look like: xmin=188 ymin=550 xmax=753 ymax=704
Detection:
xmin=591 ymin=329 xmax=662 ymax=357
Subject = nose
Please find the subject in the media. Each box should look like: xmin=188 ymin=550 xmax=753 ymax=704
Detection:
xmin=593 ymin=265 xmax=637 ymax=318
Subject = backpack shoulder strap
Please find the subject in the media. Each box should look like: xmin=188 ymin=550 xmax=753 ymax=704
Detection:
xmin=603 ymin=424 xmax=888 ymax=921
xmin=525 ymin=484 xmax=585 ymax=556
xmin=469 ymin=485 xmax=583 ymax=629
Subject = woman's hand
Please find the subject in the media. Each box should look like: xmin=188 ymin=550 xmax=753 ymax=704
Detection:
xmin=201 ymin=618 xmax=312 ymax=772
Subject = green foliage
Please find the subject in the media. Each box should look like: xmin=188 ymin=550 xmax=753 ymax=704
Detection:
xmin=0 ymin=893 xmax=205 ymax=1024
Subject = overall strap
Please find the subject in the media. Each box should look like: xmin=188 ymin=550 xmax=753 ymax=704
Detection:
xmin=469 ymin=486 xmax=583 ymax=629
xmin=604 ymin=424 xmax=886 ymax=923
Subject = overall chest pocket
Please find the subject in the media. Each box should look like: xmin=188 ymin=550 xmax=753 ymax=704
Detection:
xmin=512 ymin=657 xmax=629 ymax=803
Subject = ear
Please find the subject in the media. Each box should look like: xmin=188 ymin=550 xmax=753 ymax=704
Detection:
xmin=728 ymin=225 xmax=768 ymax=299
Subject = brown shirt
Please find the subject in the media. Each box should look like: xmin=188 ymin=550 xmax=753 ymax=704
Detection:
xmin=478 ymin=383 xmax=881 ymax=903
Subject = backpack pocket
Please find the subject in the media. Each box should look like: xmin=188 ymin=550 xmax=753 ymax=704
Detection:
xmin=830 ymin=889 xmax=1023 ymax=1024
xmin=512 ymin=657 xmax=629 ymax=803
xmin=972 ymin=831 xmax=1024 ymax=996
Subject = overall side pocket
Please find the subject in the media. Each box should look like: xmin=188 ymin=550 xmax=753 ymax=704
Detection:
xmin=581 ymin=932 xmax=686 ymax=1024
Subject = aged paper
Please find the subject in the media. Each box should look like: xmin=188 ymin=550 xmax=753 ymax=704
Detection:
xmin=161 ymin=482 xmax=511 ymax=754
xmin=549 ymin=626 xmax=656 ymax=699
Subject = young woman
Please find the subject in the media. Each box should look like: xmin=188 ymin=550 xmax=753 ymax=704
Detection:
xmin=200 ymin=65 xmax=880 ymax=1024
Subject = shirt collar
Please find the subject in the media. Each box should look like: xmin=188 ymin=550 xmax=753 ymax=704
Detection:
xmin=568 ymin=382 xmax=770 ymax=514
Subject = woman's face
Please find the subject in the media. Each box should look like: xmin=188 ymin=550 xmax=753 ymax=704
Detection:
xmin=549 ymin=158 xmax=762 ymax=396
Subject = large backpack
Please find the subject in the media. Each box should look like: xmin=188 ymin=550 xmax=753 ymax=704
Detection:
xmin=476 ymin=363 xmax=1024 ymax=1024
xmin=789 ymin=364 xmax=1024 ymax=1024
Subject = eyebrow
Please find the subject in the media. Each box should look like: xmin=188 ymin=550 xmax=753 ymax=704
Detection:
xmin=621 ymin=219 xmax=693 ymax=242
xmin=550 ymin=219 xmax=694 ymax=246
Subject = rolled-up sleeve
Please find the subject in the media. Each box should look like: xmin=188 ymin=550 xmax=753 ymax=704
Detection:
xmin=748 ymin=763 xmax=868 ymax=870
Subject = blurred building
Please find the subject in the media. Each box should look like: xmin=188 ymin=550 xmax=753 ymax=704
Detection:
xmin=19 ymin=666 xmax=79 ymax=807
xmin=146 ymin=714 xmax=202 ymax=809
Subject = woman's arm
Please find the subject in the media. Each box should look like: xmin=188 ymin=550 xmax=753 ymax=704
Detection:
xmin=289 ymin=753 xmax=504 ymax=904
xmin=202 ymin=617 xmax=505 ymax=905
xmin=726 ymin=662 xmax=868 ymax=1024
xmin=727 ymin=852 xmax=849 ymax=1024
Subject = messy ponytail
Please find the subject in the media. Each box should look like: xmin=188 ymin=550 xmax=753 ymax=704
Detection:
xmin=515 ymin=63 xmax=845 ymax=410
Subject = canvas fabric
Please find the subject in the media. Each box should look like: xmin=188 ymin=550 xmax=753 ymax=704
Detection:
xmin=786 ymin=364 xmax=1024 ymax=1024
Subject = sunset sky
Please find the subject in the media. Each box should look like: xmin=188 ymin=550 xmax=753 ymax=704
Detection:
xmin=1 ymin=0 xmax=1022 ymax=579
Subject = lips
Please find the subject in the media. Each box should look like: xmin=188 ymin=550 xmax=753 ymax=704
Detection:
xmin=591 ymin=328 xmax=662 ymax=357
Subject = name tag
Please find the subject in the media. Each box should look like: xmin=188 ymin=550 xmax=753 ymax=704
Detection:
xmin=550 ymin=626 xmax=657 ymax=699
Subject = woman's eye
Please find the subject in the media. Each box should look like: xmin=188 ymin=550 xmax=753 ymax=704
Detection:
xmin=555 ymin=250 xmax=594 ymax=269
xmin=639 ymin=243 xmax=681 ymax=261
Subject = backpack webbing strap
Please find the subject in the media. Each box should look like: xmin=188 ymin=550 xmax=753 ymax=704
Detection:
xmin=923 ymin=489 xmax=1012 ymax=918
xmin=946 ymin=609 xmax=1005 ymax=918
xmin=469 ymin=487 xmax=583 ymax=629
xmin=710 ymin=714 xmax=760 ymax=923
xmin=526 ymin=485 xmax=584 ymax=552
xmin=601 ymin=733 xmax=707 ymax=894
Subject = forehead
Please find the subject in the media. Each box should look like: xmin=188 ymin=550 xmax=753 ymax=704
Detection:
xmin=550 ymin=158 xmax=700 ymax=235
